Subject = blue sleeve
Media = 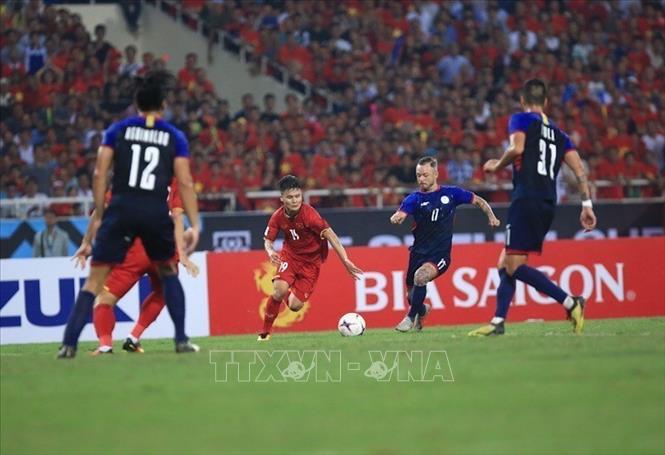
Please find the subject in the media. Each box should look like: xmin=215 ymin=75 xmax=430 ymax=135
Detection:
xmin=399 ymin=193 xmax=418 ymax=215
xmin=451 ymin=187 xmax=474 ymax=206
xmin=174 ymin=130 xmax=189 ymax=158
xmin=101 ymin=122 xmax=121 ymax=148
xmin=508 ymin=113 xmax=530 ymax=135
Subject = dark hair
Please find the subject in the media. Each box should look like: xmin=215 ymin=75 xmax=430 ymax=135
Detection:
xmin=134 ymin=70 xmax=175 ymax=112
xmin=417 ymin=156 xmax=437 ymax=168
xmin=522 ymin=79 xmax=547 ymax=106
xmin=278 ymin=175 xmax=301 ymax=193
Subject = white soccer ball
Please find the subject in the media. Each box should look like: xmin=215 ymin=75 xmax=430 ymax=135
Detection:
xmin=338 ymin=312 xmax=366 ymax=337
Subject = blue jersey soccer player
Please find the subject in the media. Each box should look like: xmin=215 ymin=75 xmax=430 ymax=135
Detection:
xmin=469 ymin=79 xmax=597 ymax=337
xmin=391 ymin=156 xmax=500 ymax=332
xmin=58 ymin=71 xmax=201 ymax=358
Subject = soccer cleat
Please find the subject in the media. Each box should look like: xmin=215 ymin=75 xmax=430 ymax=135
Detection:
xmin=56 ymin=345 xmax=76 ymax=359
xmin=395 ymin=315 xmax=415 ymax=332
xmin=468 ymin=321 xmax=505 ymax=337
xmin=257 ymin=332 xmax=271 ymax=342
xmin=566 ymin=296 xmax=585 ymax=334
xmin=122 ymin=338 xmax=144 ymax=353
xmin=91 ymin=347 xmax=113 ymax=356
xmin=413 ymin=304 xmax=432 ymax=332
xmin=175 ymin=341 xmax=200 ymax=353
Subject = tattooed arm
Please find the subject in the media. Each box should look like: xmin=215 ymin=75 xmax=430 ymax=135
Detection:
xmin=564 ymin=150 xmax=597 ymax=231
xmin=472 ymin=194 xmax=501 ymax=227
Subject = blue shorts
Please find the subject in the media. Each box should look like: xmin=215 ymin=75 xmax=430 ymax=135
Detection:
xmin=405 ymin=250 xmax=450 ymax=287
xmin=506 ymin=198 xmax=555 ymax=254
xmin=92 ymin=197 xmax=175 ymax=264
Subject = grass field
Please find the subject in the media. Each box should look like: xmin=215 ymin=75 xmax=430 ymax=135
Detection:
xmin=2 ymin=317 xmax=665 ymax=455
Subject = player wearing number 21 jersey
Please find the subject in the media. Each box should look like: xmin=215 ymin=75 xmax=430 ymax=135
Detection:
xmin=259 ymin=175 xmax=364 ymax=341
xmin=469 ymin=78 xmax=597 ymax=337
xmin=390 ymin=156 xmax=501 ymax=333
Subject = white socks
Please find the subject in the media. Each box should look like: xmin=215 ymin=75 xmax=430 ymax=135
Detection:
xmin=562 ymin=296 xmax=575 ymax=310
xmin=491 ymin=317 xmax=505 ymax=325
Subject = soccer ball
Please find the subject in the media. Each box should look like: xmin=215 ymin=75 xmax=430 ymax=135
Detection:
xmin=337 ymin=313 xmax=366 ymax=337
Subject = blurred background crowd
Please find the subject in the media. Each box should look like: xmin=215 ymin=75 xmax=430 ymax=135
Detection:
xmin=1 ymin=0 xmax=663 ymax=218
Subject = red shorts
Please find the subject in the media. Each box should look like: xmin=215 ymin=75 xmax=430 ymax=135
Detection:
xmin=273 ymin=257 xmax=321 ymax=302
xmin=104 ymin=239 xmax=161 ymax=298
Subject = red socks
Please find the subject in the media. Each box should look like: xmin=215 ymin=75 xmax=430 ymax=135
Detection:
xmin=131 ymin=291 xmax=165 ymax=340
xmin=262 ymin=297 xmax=282 ymax=334
xmin=93 ymin=304 xmax=115 ymax=348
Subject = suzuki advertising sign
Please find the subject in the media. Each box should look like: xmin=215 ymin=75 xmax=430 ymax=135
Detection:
xmin=0 ymin=253 xmax=210 ymax=344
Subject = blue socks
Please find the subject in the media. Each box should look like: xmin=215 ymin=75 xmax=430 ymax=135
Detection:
xmin=62 ymin=290 xmax=95 ymax=347
xmin=407 ymin=285 xmax=427 ymax=320
xmin=161 ymin=274 xmax=188 ymax=343
xmin=495 ymin=268 xmax=516 ymax=319
xmin=512 ymin=264 xmax=567 ymax=304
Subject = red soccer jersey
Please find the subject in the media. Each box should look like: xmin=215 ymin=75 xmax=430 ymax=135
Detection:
xmin=264 ymin=204 xmax=330 ymax=263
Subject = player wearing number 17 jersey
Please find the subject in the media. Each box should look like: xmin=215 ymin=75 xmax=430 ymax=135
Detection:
xmin=469 ymin=79 xmax=597 ymax=337
xmin=391 ymin=156 xmax=501 ymax=332
xmin=58 ymin=71 xmax=200 ymax=358
xmin=259 ymin=175 xmax=363 ymax=340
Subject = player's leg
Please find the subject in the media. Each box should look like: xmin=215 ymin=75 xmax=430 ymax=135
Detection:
xmin=125 ymin=271 xmax=165 ymax=352
xmin=92 ymin=291 xmax=119 ymax=355
xmin=59 ymin=207 xmax=131 ymax=358
xmin=506 ymin=201 xmax=585 ymax=332
xmin=93 ymin=253 xmax=147 ymax=354
xmin=259 ymin=258 xmax=296 ymax=340
xmin=58 ymin=264 xmax=113 ymax=358
xmin=469 ymin=249 xmax=521 ymax=336
xmin=141 ymin=210 xmax=198 ymax=352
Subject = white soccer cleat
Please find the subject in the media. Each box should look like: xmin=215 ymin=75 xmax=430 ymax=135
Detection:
xmin=395 ymin=315 xmax=415 ymax=332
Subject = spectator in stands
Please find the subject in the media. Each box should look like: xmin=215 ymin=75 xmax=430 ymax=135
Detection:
xmin=32 ymin=206 xmax=69 ymax=257
xmin=234 ymin=93 xmax=255 ymax=121
xmin=19 ymin=177 xmax=47 ymax=218
xmin=120 ymin=0 xmax=142 ymax=35
xmin=261 ymin=93 xmax=279 ymax=122
xmin=119 ymin=45 xmax=141 ymax=77
xmin=447 ymin=148 xmax=474 ymax=185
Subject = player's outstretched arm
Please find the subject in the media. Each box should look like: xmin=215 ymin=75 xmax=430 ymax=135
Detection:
xmin=484 ymin=132 xmax=525 ymax=173
xmin=564 ymin=150 xmax=597 ymax=231
xmin=174 ymin=157 xmax=201 ymax=249
xmin=390 ymin=210 xmax=408 ymax=224
xmin=472 ymin=194 xmax=501 ymax=227
xmin=172 ymin=208 xmax=199 ymax=277
xmin=321 ymin=228 xmax=363 ymax=280
xmin=71 ymin=209 xmax=98 ymax=269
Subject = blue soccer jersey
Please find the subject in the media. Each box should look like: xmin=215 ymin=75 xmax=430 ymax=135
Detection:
xmin=399 ymin=185 xmax=474 ymax=259
xmin=508 ymin=112 xmax=575 ymax=201
xmin=102 ymin=115 xmax=189 ymax=202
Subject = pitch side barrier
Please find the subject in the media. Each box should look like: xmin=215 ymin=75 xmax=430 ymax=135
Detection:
xmin=1 ymin=239 xmax=663 ymax=344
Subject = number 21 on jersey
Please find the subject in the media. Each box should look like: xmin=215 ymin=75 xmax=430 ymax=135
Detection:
xmin=538 ymin=124 xmax=556 ymax=180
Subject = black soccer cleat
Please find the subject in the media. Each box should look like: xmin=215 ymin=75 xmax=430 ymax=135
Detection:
xmin=57 ymin=345 xmax=76 ymax=359
xmin=175 ymin=341 xmax=200 ymax=353
xmin=122 ymin=338 xmax=144 ymax=353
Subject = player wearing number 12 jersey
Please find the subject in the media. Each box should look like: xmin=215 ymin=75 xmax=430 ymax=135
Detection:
xmin=469 ymin=79 xmax=597 ymax=337
xmin=259 ymin=175 xmax=363 ymax=340
xmin=58 ymin=71 xmax=200 ymax=358
xmin=390 ymin=156 xmax=501 ymax=332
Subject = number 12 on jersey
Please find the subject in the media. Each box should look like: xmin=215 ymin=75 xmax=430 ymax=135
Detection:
xmin=538 ymin=139 xmax=556 ymax=180
xmin=129 ymin=143 xmax=160 ymax=190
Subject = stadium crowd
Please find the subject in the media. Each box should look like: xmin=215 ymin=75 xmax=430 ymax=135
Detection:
xmin=0 ymin=0 xmax=663 ymax=217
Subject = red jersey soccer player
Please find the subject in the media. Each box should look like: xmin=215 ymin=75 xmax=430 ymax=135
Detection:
xmin=259 ymin=175 xmax=363 ymax=340
xmin=73 ymin=178 xmax=199 ymax=354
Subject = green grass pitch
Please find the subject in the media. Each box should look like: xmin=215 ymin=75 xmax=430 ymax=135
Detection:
xmin=2 ymin=318 xmax=664 ymax=455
